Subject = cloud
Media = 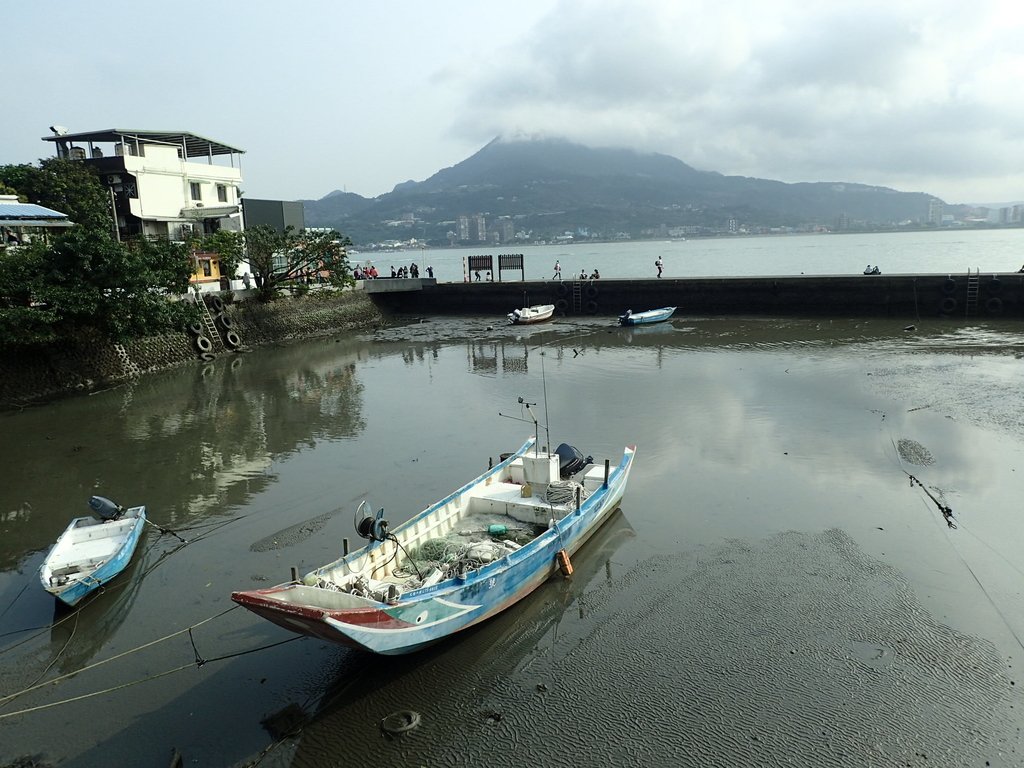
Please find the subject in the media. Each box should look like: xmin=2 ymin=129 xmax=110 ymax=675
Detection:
xmin=450 ymin=0 xmax=1024 ymax=202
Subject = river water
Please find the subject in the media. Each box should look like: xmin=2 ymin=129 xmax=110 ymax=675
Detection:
xmin=2 ymin=237 xmax=1024 ymax=766
xmin=360 ymin=228 xmax=1024 ymax=283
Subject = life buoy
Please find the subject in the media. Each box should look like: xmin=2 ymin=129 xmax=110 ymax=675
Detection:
xmin=585 ymin=300 xmax=599 ymax=314
xmin=555 ymin=298 xmax=569 ymax=312
xmin=225 ymin=331 xmax=241 ymax=348
xmin=939 ymin=297 xmax=957 ymax=314
xmin=942 ymin=279 xmax=956 ymax=295
xmin=556 ymin=283 xmax=569 ymax=298
xmin=209 ymin=295 xmax=225 ymax=312
xmin=986 ymin=297 xmax=1003 ymax=315
xmin=585 ymin=285 xmax=599 ymax=299
xmin=196 ymin=335 xmax=212 ymax=352
xmin=988 ymin=278 xmax=1002 ymax=293
xmin=188 ymin=322 xmax=203 ymax=335
xmin=217 ymin=314 xmax=233 ymax=330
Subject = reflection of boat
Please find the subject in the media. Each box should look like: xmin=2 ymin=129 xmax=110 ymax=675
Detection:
xmin=39 ymin=497 xmax=146 ymax=607
xmin=507 ymin=304 xmax=555 ymax=325
xmin=232 ymin=408 xmax=636 ymax=655
xmin=619 ymin=306 xmax=676 ymax=326
xmin=276 ymin=510 xmax=636 ymax=764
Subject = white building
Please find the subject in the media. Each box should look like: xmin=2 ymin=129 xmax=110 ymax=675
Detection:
xmin=42 ymin=128 xmax=245 ymax=243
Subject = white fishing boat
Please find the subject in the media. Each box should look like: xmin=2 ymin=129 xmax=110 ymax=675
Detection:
xmin=39 ymin=497 xmax=146 ymax=607
xmin=507 ymin=304 xmax=555 ymax=325
xmin=232 ymin=401 xmax=636 ymax=655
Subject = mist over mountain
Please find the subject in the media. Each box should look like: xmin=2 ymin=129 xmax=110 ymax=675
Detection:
xmin=302 ymin=137 xmax=943 ymax=245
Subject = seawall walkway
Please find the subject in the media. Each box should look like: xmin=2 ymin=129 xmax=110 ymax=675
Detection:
xmin=363 ymin=273 xmax=1024 ymax=320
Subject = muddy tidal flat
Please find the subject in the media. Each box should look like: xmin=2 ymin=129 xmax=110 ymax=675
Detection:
xmin=1 ymin=315 xmax=1023 ymax=767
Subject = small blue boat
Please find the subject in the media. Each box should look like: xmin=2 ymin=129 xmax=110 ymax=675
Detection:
xmin=618 ymin=306 xmax=676 ymax=326
xmin=232 ymin=405 xmax=636 ymax=655
xmin=39 ymin=497 xmax=147 ymax=607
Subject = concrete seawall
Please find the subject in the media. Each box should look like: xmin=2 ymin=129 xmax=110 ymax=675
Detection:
xmin=365 ymin=273 xmax=1024 ymax=320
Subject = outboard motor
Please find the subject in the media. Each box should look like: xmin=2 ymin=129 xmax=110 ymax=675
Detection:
xmin=554 ymin=443 xmax=593 ymax=478
xmin=88 ymin=496 xmax=124 ymax=521
xmin=355 ymin=500 xmax=389 ymax=542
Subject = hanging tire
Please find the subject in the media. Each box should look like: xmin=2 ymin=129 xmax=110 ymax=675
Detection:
xmin=188 ymin=322 xmax=203 ymax=335
xmin=225 ymin=331 xmax=241 ymax=349
xmin=986 ymin=297 xmax=1003 ymax=315
xmin=209 ymin=295 xmax=225 ymax=312
xmin=585 ymin=284 xmax=599 ymax=299
xmin=200 ymin=352 xmax=216 ymax=362
xmin=939 ymin=297 xmax=957 ymax=314
xmin=556 ymin=283 xmax=569 ymax=298
xmin=942 ymin=279 xmax=956 ymax=295
xmin=217 ymin=314 xmax=233 ymax=330
xmin=585 ymin=300 xmax=599 ymax=314
xmin=988 ymin=278 xmax=1002 ymax=293
xmin=555 ymin=298 xmax=569 ymax=312
xmin=196 ymin=335 xmax=212 ymax=352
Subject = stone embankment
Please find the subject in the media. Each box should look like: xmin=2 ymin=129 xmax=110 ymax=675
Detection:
xmin=0 ymin=290 xmax=383 ymax=411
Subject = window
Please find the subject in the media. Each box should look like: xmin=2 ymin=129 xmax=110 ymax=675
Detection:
xmin=201 ymin=258 xmax=212 ymax=277
xmin=190 ymin=182 xmax=201 ymax=201
xmin=217 ymin=185 xmax=228 ymax=203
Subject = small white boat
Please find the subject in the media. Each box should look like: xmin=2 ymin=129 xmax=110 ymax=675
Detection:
xmin=618 ymin=306 xmax=676 ymax=326
xmin=39 ymin=497 xmax=147 ymax=607
xmin=507 ymin=304 xmax=555 ymax=325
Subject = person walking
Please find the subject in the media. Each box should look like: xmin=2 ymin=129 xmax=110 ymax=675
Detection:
xmin=655 ymin=257 xmax=664 ymax=278
xmin=552 ymin=259 xmax=562 ymax=281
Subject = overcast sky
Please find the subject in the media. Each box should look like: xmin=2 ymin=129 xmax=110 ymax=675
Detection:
xmin=3 ymin=0 xmax=1021 ymax=205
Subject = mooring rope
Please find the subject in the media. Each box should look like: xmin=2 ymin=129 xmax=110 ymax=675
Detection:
xmin=0 ymin=605 xmax=238 ymax=708
xmin=0 ymin=610 xmax=303 ymax=720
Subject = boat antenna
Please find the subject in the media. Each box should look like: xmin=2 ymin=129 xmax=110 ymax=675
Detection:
xmin=540 ymin=348 xmax=551 ymax=451
xmin=518 ymin=397 xmax=540 ymax=456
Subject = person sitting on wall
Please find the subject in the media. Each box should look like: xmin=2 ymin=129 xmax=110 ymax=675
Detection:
xmin=864 ymin=265 xmax=873 ymax=274
xmin=590 ymin=269 xmax=600 ymax=279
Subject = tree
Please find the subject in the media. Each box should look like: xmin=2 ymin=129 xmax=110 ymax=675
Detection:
xmin=0 ymin=160 xmax=196 ymax=349
xmin=245 ymin=225 xmax=353 ymax=300
xmin=0 ymin=158 xmax=113 ymax=233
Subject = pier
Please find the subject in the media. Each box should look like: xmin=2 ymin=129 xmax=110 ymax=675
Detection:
xmin=361 ymin=272 xmax=1024 ymax=320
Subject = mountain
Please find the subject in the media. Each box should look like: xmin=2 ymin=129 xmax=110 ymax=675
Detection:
xmin=302 ymin=137 xmax=938 ymax=245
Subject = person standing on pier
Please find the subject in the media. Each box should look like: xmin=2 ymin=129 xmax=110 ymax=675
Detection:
xmin=655 ymin=257 xmax=664 ymax=278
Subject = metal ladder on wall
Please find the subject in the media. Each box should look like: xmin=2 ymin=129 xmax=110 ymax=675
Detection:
xmin=571 ymin=280 xmax=583 ymax=313
xmin=196 ymin=296 xmax=226 ymax=351
xmin=964 ymin=268 xmax=980 ymax=317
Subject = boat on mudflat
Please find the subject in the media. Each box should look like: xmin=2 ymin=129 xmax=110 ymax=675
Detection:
xmin=618 ymin=306 xmax=676 ymax=326
xmin=507 ymin=304 xmax=555 ymax=325
xmin=39 ymin=497 xmax=146 ymax=607
xmin=231 ymin=406 xmax=636 ymax=655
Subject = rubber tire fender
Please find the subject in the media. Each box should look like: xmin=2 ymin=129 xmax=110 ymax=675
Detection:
xmin=196 ymin=335 xmax=213 ymax=352
xmin=556 ymin=283 xmax=569 ymax=298
xmin=225 ymin=330 xmax=241 ymax=348
xmin=986 ymin=297 xmax=1003 ymax=315
xmin=555 ymin=298 xmax=569 ymax=312
xmin=585 ymin=299 xmax=599 ymax=314
xmin=585 ymin=284 xmax=599 ymax=299
xmin=217 ymin=314 xmax=233 ymax=330
xmin=188 ymin=321 xmax=203 ymax=335
xmin=939 ymin=296 xmax=957 ymax=314
xmin=209 ymin=295 xmax=225 ymax=312
xmin=942 ymin=279 xmax=956 ymax=295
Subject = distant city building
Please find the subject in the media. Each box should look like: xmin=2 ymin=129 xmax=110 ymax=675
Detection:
xmin=927 ymin=198 xmax=944 ymax=226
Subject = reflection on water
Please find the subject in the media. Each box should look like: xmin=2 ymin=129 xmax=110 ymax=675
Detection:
xmin=1 ymin=315 xmax=1023 ymax=766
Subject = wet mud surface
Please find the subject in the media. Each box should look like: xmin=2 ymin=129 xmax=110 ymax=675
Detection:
xmin=1 ymin=316 xmax=1022 ymax=767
